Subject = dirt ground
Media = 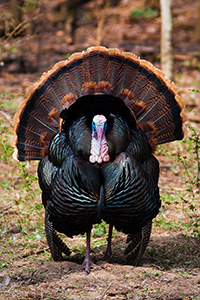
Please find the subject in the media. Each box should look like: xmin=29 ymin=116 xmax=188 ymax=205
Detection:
xmin=0 ymin=0 xmax=200 ymax=299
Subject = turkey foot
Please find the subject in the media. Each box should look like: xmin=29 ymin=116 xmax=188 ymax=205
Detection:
xmin=70 ymin=229 xmax=102 ymax=274
xmin=104 ymin=224 xmax=114 ymax=262
xmin=70 ymin=256 xmax=102 ymax=275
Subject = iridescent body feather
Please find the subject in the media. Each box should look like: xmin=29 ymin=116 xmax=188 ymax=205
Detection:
xmin=12 ymin=47 xmax=185 ymax=273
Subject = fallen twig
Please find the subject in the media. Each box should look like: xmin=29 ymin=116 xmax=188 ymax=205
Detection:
xmin=20 ymin=247 xmax=49 ymax=258
xmin=99 ymin=282 xmax=112 ymax=300
xmin=0 ymin=14 xmax=41 ymax=48
xmin=0 ymin=202 xmax=12 ymax=213
xmin=0 ymin=110 xmax=12 ymax=121
xmin=160 ymin=165 xmax=177 ymax=168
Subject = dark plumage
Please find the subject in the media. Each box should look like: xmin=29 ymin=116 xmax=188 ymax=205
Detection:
xmin=12 ymin=46 xmax=185 ymax=273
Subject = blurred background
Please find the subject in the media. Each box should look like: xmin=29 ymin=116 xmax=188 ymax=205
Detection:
xmin=0 ymin=0 xmax=200 ymax=76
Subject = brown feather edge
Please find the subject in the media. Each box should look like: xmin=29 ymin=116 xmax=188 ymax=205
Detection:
xmin=141 ymin=59 xmax=187 ymax=141
xmin=95 ymin=47 xmax=186 ymax=128
xmin=12 ymin=46 xmax=186 ymax=160
xmin=139 ymin=59 xmax=186 ymax=114
xmin=11 ymin=47 xmax=113 ymax=156
xmin=11 ymin=55 xmax=84 ymax=159
xmin=107 ymin=48 xmax=186 ymax=140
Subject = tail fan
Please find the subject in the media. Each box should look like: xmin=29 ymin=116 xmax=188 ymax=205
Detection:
xmin=12 ymin=46 xmax=185 ymax=161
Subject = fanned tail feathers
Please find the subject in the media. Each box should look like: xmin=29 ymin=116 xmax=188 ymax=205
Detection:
xmin=12 ymin=46 xmax=185 ymax=161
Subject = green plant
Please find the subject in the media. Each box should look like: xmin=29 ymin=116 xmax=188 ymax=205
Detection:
xmin=156 ymin=124 xmax=200 ymax=237
xmin=92 ymin=221 xmax=107 ymax=237
xmin=0 ymin=92 xmax=42 ymax=236
xmin=130 ymin=6 xmax=158 ymax=19
xmin=176 ymin=126 xmax=200 ymax=236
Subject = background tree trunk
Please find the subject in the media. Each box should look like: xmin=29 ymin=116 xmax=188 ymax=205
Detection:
xmin=194 ymin=0 xmax=200 ymax=42
xmin=160 ymin=0 xmax=174 ymax=81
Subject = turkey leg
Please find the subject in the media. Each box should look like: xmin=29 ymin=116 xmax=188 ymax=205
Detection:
xmin=104 ymin=224 xmax=114 ymax=261
xmin=70 ymin=228 xmax=102 ymax=274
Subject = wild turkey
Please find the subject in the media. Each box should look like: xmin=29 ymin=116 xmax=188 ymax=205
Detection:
xmin=12 ymin=46 xmax=185 ymax=274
